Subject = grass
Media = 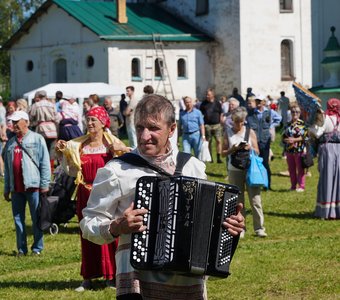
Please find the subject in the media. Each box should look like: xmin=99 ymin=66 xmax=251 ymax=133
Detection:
xmin=0 ymin=138 xmax=339 ymax=299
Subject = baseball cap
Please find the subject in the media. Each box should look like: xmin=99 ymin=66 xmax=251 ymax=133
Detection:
xmin=8 ymin=110 xmax=29 ymax=121
xmin=255 ymin=95 xmax=266 ymax=101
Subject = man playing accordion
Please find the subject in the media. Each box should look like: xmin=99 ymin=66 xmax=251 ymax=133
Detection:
xmin=80 ymin=94 xmax=245 ymax=300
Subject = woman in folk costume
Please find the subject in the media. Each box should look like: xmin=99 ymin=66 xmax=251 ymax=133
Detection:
xmin=55 ymin=106 xmax=130 ymax=291
xmin=56 ymin=97 xmax=83 ymax=141
xmin=310 ymin=98 xmax=340 ymax=219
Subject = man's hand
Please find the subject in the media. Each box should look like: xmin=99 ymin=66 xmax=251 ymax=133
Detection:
xmin=3 ymin=192 xmax=11 ymax=202
xmin=40 ymin=188 xmax=49 ymax=194
xmin=110 ymin=202 xmax=148 ymax=236
xmin=223 ymin=203 xmax=245 ymax=236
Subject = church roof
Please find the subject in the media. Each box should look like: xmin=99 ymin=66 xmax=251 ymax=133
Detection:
xmin=3 ymin=0 xmax=212 ymax=49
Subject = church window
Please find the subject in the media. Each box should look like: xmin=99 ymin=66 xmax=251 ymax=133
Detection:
xmin=281 ymin=39 xmax=294 ymax=81
xmin=196 ymin=0 xmax=209 ymax=16
xmin=280 ymin=0 xmax=293 ymax=12
xmin=131 ymin=58 xmax=142 ymax=81
xmin=87 ymin=55 xmax=94 ymax=68
xmin=26 ymin=60 xmax=34 ymax=72
xmin=54 ymin=58 xmax=67 ymax=83
xmin=155 ymin=58 xmax=163 ymax=80
xmin=177 ymin=58 xmax=187 ymax=79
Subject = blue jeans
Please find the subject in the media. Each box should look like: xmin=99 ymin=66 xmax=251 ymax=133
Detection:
xmin=126 ymin=124 xmax=137 ymax=149
xmin=182 ymin=131 xmax=202 ymax=157
xmin=11 ymin=191 xmax=44 ymax=254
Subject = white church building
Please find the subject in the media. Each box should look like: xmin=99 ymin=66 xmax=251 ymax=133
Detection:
xmin=3 ymin=0 xmax=340 ymax=101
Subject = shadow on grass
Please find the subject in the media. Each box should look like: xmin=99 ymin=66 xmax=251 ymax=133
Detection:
xmin=265 ymin=211 xmax=315 ymax=219
xmin=0 ymin=279 xmax=112 ymax=291
xmin=205 ymin=172 xmax=226 ymax=179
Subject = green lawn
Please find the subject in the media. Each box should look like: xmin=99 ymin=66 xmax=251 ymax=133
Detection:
xmin=0 ymin=139 xmax=339 ymax=299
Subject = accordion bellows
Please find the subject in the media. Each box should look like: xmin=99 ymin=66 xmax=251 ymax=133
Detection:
xmin=130 ymin=176 xmax=240 ymax=278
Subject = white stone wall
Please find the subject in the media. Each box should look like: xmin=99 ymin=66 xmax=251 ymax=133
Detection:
xmin=239 ymin=0 xmax=313 ymax=98
xmin=157 ymin=0 xmax=241 ymax=99
xmin=157 ymin=0 xmax=314 ymax=100
xmin=107 ymin=41 xmax=208 ymax=101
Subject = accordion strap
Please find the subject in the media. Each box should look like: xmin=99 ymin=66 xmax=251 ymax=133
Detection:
xmin=115 ymin=152 xmax=191 ymax=176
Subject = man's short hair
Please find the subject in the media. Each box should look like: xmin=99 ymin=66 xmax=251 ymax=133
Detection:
xmin=143 ymin=85 xmax=154 ymax=94
xmin=206 ymin=88 xmax=214 ymax=94
xmin=126 ymin=86 xmax=135 ymax=92
xmin=135 ymin=94 xmax=175 ymax=127
xmin=280 ymin=91 xmax=285 ymax=96
xmin=35 ymin=90 xmax=47 ymax=98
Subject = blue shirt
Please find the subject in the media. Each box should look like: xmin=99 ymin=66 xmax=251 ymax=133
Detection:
xmin=255 ymin=107 xmax=282 ymax=128
xmin=180 ymin=108 xmax=204 ymax=134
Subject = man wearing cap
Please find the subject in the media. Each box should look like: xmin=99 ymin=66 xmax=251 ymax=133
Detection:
xmin=29 ymin=90 xmax=58 ymax=170
xmin=3 ymin=111 xmax=50 ymax=256
xmin=246 ymin=95 xmax=281 ymax=190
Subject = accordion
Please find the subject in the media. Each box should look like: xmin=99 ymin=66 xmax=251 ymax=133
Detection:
xmin=130 ymin=176 xmax=240 ymax=278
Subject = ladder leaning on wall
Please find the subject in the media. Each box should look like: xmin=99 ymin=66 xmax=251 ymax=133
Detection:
xmin=152 ymin=33 xmax=175 ymax=102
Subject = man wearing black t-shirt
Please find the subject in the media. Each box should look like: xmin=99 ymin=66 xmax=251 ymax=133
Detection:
xmin=200 ymin=88 xmax=223 ymax=163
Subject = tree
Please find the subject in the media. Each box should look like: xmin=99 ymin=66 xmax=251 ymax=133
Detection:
xmin=0 ymin=0 xmax=45 ymax=99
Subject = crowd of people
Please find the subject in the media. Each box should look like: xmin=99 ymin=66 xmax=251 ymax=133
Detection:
xmin=0 ymin=84 xmax=339 ymax=298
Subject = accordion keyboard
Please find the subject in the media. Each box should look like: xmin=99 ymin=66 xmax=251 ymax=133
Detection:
xmin=217 ymin=193 xmax=238 ymax=268
xmin=132 ymin=179 xmax=154 ymax=264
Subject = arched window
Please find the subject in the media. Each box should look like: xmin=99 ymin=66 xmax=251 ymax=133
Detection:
xmin=281 ymin=39 xmax=294 ymax=81
xmin=155 ymin=58 xmax=163 ymax=79
xmin=54 ymin=58 xmax=67 ymax=83
xmin=280 ymin=0 xmax=293 ymax=12
xmin=87 ymin=55 xmax=95 ymax=68
xmin=131 ymin=58 xmax=141 ymax=80
xmin=177 ymin=58 xmax=187 ymax=79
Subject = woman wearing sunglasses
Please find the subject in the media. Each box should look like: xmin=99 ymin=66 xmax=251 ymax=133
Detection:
xmin=282 ymin=104 xmax=309 ymax=192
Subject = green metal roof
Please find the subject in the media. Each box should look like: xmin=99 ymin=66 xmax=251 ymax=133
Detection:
xmin=3 ymin=0 xmax=212 ymax=49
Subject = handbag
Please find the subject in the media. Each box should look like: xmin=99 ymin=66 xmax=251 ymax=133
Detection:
xmin=301 ymin=143 xmax=314 ymax=169
xmin=15 ymin=138 xmax=57 ymax=231
xmin=198 ymin=140 xmax=212 ymax=162
xmin=230 ymin=127 xmax=250 ymax=170
xmin=246 ymin=150 xmax=268 ymax=188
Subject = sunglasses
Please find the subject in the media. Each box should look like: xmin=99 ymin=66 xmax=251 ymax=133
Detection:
xmin=291 ymin=110 xmax=300 ymax=113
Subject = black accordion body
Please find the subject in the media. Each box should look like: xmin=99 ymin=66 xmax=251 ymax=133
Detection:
xmin=130 ymin=176 xmax=240 ymax=278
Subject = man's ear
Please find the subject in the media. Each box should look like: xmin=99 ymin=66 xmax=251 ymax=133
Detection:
xmin=168 ymin=122 xmax=177 ymax=138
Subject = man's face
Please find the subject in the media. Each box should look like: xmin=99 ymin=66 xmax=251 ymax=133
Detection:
xmin=256 ymin=100 xmax=264 ymax=110
xmin=229 ymin=101 xmax=238 ymax=111
xmin=12 ymin=119 xmax=29 ymax=136
xmin=126 ymin=88 xmax=134 ymax=98
xmin=184 ymin=97 xmax=193 ymax=111
xmin=104 ymin=99 xmax=111 ymax=109
xmin=206 ymin=90 xmax=214 ymax=102
xmin=136 ymin=116 xmax=176 ymax=156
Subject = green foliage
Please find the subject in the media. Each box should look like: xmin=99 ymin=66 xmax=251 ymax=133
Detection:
xmin=0 ymin=138 xmax=339 ymax=299
xmin=0 ymin=0 xmax=46 ymax=97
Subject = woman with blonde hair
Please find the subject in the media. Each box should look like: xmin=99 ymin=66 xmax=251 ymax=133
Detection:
xmin=16 ymin=98 xmax=28 ymax=112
